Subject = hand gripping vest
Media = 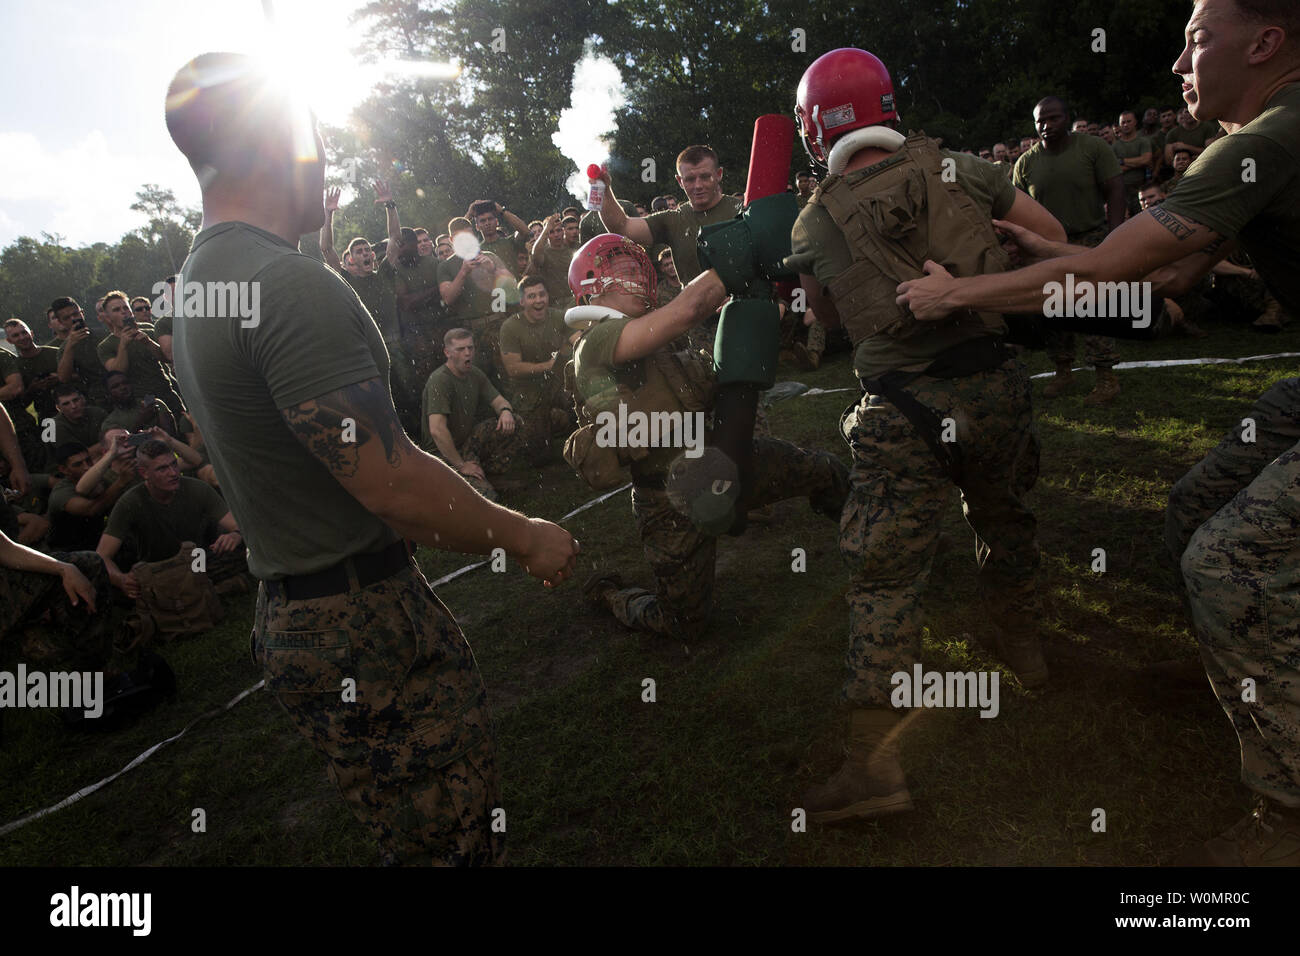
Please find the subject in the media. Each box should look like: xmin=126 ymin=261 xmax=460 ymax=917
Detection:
xmin=809 ymin=132 xmax=1012 ymax=343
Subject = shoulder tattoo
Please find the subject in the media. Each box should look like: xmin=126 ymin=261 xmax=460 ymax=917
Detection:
xmin=281 ymin=378 xmax=404 ymax=477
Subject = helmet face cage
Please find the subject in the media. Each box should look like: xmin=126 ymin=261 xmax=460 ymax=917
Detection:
xmin=569 ymin=235 xmax=657 ymax=309
xmin=796 ymin=103 xmax=829 ymax=168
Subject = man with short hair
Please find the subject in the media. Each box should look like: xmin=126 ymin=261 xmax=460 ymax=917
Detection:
xmin=100 ymin=370 xmax=180 ymax=438
xmin=46 ymin=439 xmax=136 ymax=551
xmin=561 ymin=214 xmax=581 ymax=248
xmin=2 ymin=318 xmax=64 ymax=470
xmin=897 ymin=0 xmax=1300 ymax=865
xmin=468 ymin=200 xmax=530 ymax=274
xmin=498 ymin=276 xmax=576 ymax=463
xmin=413 ymin=227 xmax=434 ymax=258
xmin=96 ymin=439 xmax=244 ymax=597
xmin=434 ymin=233 xmax=453 ymax=260
xmin=51 ymin=384 xmax=107 ymax=452
xmin=96 ymin=291 xmax=185 ymax=419
xmin=795 ymin=170 xmax=817 ymax=206
xmin=421 ymin=328 xmax=522 ymax=499
xmin=1012 ymin=95 xmax=1126 ymax=403
xmin=49 ymin=297 xmax=109 ymax=409
xmin=596 ymin=145 xmax=742 ymax=284
xmin=1113 ymin=109 xmax=1155 ymax=216
xmin=528 ymin=213 xmax=577 ymax=306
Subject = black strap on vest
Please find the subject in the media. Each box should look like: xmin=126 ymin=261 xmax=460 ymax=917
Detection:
xmin=859 ymin=336 xmax=1012 ymax=485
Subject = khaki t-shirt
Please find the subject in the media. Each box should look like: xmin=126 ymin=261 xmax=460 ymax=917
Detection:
xmin=174 ymin=221 xmax=398 ymax=580
xmin=1161 ymin=83 xmax=1300 ymax=318
xmin=645 ymin=196 xmax=743 ymax=284
xmin=420 ymin=363 xmax=500 ymax=450
xmin=788 ymin=149 xmax=1017 ymax=379
xmin=104 ymin=477 xmax=228 ymax=563
xmin=1012 ymin=133 xmax=1121 ymax=236
xmin=498 ymin=307 xmax=570 ymax=410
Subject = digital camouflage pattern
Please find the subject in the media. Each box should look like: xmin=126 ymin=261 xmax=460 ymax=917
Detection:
xmin=599 ymin=437 xmax=847 ymax=639
xmin=0 ymin=550 xmax=113 ymax=672
xmin=838 ymin=361 xmax=1041 ymax=708
xmin=253 ymin=563 xmax=504 ymax=866
xmin=454 ymin=417 xmax=526 ymax=501
xmin=1169 ymin=377 xmax=1300 ymax=807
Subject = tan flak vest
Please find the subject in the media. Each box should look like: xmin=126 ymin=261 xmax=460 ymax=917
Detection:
xmin=810 ymin=132 xmax=1011 ymax=344
xmin=562 ymin=335 xmax=714 ymax=491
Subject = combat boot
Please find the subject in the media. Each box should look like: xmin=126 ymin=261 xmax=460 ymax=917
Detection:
xmin=1179 ymin=798 xmax=1300 ymax=866
xmin=975 ymin=596 xmax=1049 ymax=689
xmin=808 ymin=451 xmax=850 ymax=522
xmin=1041 ymin=362 xmax=1075 ymax=398
xmin=801 ymin=709 xmax=913 ymax=823
xmin=1082 ymin=368 xmax=1120 ymax=405
xmin=1252 ymin=296 xmax=1284 ymax=333
xmin=582 ymin=571 xmax=623 ymax=609
xmin=792 ymin=341 xmax=821 ymax=371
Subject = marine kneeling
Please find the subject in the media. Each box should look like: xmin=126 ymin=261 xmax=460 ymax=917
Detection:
xmin=564 ymin=234 xmax=848 ymax=640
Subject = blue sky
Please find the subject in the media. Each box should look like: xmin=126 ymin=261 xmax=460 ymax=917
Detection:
xmin=0 ymin=0 xmax=362 ymax=250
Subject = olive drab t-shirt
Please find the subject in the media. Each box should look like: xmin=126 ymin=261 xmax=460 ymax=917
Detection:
xmin=420 ymin=363 xmax=501 ymax=451
xmin=53 ymin=405 xmax=107 ymax=449
xmin=343 ymin=259 xmax=400 ymax=346
xmin=1111 ymin=135 xmax=1154 ymax=189
xmin=437 ymin=255 xmax=496 ymax=321
xmin=1165 ymin=120 xmax=1220 ymax=152
xmin=498 ymin=307 xmax=570 ymax=411
xmin=532 ymin=241 xmax=576 ymax=305
xmin=173 ymin=221 xmax=399 ymax=580
xmin=1160 ymin=83 xmax=1300 ymax=318
xmin=393 ymin=254 xmax=446 ymax=342
xmin=104 ymin=477 xmax=228 ymax=563
xmin=788 ymin=149 xmax=1017 ymax=380
xmin=645 ymin=196 xmax=743 ymax=284
xmin=12 ymin=346 xmax=61 ymax=420
xmin=481 ymin=232 xmax=526 ymax=273
xmin=1012 ymin=132 xmax=1122 ymax=236
xmin=96 ymin=323 xmax=179 ymax=407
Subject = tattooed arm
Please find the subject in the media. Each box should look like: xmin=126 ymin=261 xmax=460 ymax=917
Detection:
xmin=280 ymin=377 xmax=579 ymax=585
xmin=898 ymin=205 xmax=1228 ymax=320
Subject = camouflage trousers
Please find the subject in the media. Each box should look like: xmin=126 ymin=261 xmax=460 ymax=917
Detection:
xmin=605 ymin=437 xmax=844 ymax=639
xmin=839 ymin=360 xmax=1041 ymax=708
xmin=253 ymin=561 xmax=504 ymax=865
xmin=1169 ymin=377 xmax=1300 ymax=806
xmin=516 ymin=392 xmax=575 ymax=466
xmin=780 ymin=310 xmax=827 ymax=354
xmin=1046 ymin=224 xmax=1118 ymax=369
xmin=0 ymin=550 xmax=113 ymax=672
xmin=456 ymin=418 xmax=527 ymax=500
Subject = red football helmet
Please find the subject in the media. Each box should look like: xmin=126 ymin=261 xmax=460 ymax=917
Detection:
xmin=795 ymin=48 xmax=898 ymax=166
xmin=568 ymin=234 xmax=657 ymax=308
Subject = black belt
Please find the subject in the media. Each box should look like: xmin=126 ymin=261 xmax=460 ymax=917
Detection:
xmin=263 ymin=540 xmax=411 ymax=602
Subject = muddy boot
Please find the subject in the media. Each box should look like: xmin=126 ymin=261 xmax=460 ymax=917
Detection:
xmin=1178 ymin=798 xmax=1300 ymax=866
xmin=582 ymin=571 xmax=623 ymax=610
xmin=1041 ymin=362 xmax=1075 ymax=398
xmin=1083 ymin=367 xmax=1120 ymax=405
xmin=975 ymin=595 xmax=1049 ymax=689
xmin=801 ymin=709 xmax=914 ymax=824
xmin=1252 ymin=296 xmax=1285 ymax=333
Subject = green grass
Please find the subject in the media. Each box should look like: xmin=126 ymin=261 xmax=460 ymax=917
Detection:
xmin=1 ymin=317 xmax=1296 ymax=866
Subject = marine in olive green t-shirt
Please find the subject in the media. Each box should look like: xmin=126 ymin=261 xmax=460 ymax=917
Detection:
xmin=1012 ymin=132 xmax=1122 ymax=237
xmin=420 ymin=362 xmax=502 ymax=451
xmin=789 ymin=148 xmax=1017 ymax=380
xmin=96 ymin=322 xmax=181 ymax=412
xmin=54 ymin=405 xmax=108 ymax=449
xmin=103 ymin=476 xmax=229 ymax=563
xmin=1111 ymin=134 xmax=1154 ymax=189
xmin=436 ymin=255 xmax=496 ymax=321
xmin=644 ymin=195 xmax=743 ymax=284
xmin=1165 ymin=120 xmax=1220 ymax=153
xmin=344 ymin=259 xmax=400 ymax=345
xmin=481 ymin=232 xmax=526 ymax=273
xmin=497 ymin=307 xmax=571 ymax=411
xmin=173 ymin=221 xmax=399 ymax=580
xmin=11 ymin=345 xmax=61 ymax=420
xmin=532 ymin=241 xmax=576 ymax=305
xmin=1160 ymin=83 xmax=1300 ymax=318
xmin=393 ymin=253 xmax=445 ymax=339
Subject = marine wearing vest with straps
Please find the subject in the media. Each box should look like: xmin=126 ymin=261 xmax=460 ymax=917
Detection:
xmin=809 ymin=132 xmax=1011 ymax=345
xmin=563 ymin=320 xmax=715 ymax=491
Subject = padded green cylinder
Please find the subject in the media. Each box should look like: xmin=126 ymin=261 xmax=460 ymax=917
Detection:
xmin=713 ymin=298 xmax=782 ymax=388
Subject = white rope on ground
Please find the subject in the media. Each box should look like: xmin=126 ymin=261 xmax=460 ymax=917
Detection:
xmin=0 ymin=680 xmax=267 ymax=838
xmin=1029 ymin=350 xmax=1300 ymax=378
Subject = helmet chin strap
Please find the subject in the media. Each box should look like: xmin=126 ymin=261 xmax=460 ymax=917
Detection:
xmin=827 ymin=126 xmax=907 ymax=175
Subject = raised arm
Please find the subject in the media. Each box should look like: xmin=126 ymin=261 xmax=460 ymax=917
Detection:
xmin=595 ymin=169 xmax=654 ymax=247
xmin=320 ymin=187 xmax=344 ymax=272
xmin=611 ymin=271 xmax=728 ymax=364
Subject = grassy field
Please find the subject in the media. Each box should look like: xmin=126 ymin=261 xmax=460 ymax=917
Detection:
xmin=1 ymin=319 xmax=1296 ymax=866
